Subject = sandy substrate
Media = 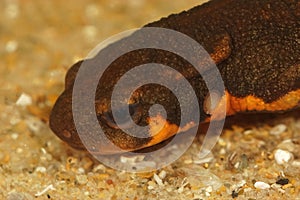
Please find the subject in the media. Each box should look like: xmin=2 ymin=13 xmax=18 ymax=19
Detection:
xmin=1 ymin=0 xmax=300 ymax=199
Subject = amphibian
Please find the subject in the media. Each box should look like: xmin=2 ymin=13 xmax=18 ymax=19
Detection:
xmin=50 ymin=0 xmax=300 ymax=154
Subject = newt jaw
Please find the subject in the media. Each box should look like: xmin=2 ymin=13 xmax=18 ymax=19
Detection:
xmin=87 ymin=115 xmax=196 ymax=155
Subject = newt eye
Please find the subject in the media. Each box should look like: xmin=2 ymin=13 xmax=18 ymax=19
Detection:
xmin=100 ymin=103 xmax=142 ymax=129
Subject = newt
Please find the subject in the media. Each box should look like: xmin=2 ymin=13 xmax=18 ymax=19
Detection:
xmin=49 ymin=0 xmax=300 ymax=154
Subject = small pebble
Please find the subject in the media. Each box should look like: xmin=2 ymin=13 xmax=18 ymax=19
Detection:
xmin=254 ymin=181 xmax=270 ymax=190
xmin=76 ymin=174 xmax=88 ymax=185
xmin=282 ymin=183 xmax=293 ymax=189
xmin=184 ymin=159 xmax=193 ymax=164
xmin=231 ymin=190 xmax=239 ymax=198
xmin=274 ymin=149 xmax=293 ymax=165
xmin=40 ymin=148 xmax=47 ymax=154
xmin=219 ymin=148 xmax=226 ymax=155
xmin=205 ymin=191 xmax=211 ymax=197
xmin=276 ymin=178 xmax=289 ymax=185
xmin=6 ymin=40 xmax=18 ymax=53
xmin=11 ymin=133 xmax=19 ymax=140
xmin=26 ymin=118 xmax=42 ymax=133
xmin=218 ymin=138 xmax=227 ymax=146
xmin=147 ymin=181 xmax=156 ymax=190
xmin=269 ymin=124 xmax=287 ymax=135
xmin=206 ymin=186 xmax=213 ymax=193
xmin=16 ymin=148 xmax=23 ymax=154
xmin=243 ymin=129 xmax=254 ymax=135
xmin=35 ymin=166 xmax=46 ymax=173
xmin=82 ymin=25 xmax=97 ymax=42
xmin=92 ymin=164 xmax=106 ymax=172
xmin=10 ymin=116 xmax=21 ymax=125
xmin=153 ymin=173 xmax=163 ymax=186
xmin=16 ymin=93 xmax=32 ymax=106
xmin=77 ymin=167 xmax=85 ymax=174
xmin=292 ymin=160 xmax=300 ymax=167
xmin=234 ymin=162 xmax=240 ymax=169
xmin=166 ymin=187 xmax=173 ymax=192
xmin=277 ymin=139 xmax=295 ymax=152
xmin=158 ymin=170 xmax=167 ymax=179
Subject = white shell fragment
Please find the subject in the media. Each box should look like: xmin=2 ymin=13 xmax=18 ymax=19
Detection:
xmin=158 ymin=170 xmax=167 ymax=179
xmin=254 ymin=181 xmax=270 ymax=190
xmin=6 ymin=40 xmax=18 ymax=53
xmin=16 ymin=93 xmax=32 ymax=106
xmin=269 ymin=124 xmax=287 ymax=135
xmin=153 ymin=173 xmax=164 ymax=186
xmin=274 ymin=149 xmax=293 ymax=165
xmin=35 ymin=184 xmax=56 ymax=197
xmin=35 ymin=166 xmax=46 ymax=173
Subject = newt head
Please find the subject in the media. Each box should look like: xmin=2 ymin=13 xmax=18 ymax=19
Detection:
xmin=49 ymin=43 xmax=225 ymax=155
xmin=49 ymin=20 xmax=230 ymax=155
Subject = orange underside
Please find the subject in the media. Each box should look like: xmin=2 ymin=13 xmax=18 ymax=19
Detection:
xmin=204 ymin=89 xmax=300 ymax=123
xmin=227 ymin=89 xmax=300 ymax=114
xmin=147 ymin=89 xmax=300 ymax=148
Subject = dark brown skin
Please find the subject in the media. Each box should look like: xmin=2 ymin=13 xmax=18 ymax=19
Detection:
xmin=50 ymin=0 xmax=300 ymax=154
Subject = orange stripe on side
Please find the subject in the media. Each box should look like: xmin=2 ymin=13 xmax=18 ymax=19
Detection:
xmin=228 ymin=89 xmax=300 ymax=113
xmin=204 ymin=89 xmax=300 ymax=123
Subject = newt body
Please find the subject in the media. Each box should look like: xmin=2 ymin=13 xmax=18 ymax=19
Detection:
xmin=50 ymin=0 xmax=300 ymax=154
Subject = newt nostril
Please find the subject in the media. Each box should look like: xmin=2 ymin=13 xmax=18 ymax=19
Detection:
xmin=99 ymin=103 xmax=143 ymax=129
